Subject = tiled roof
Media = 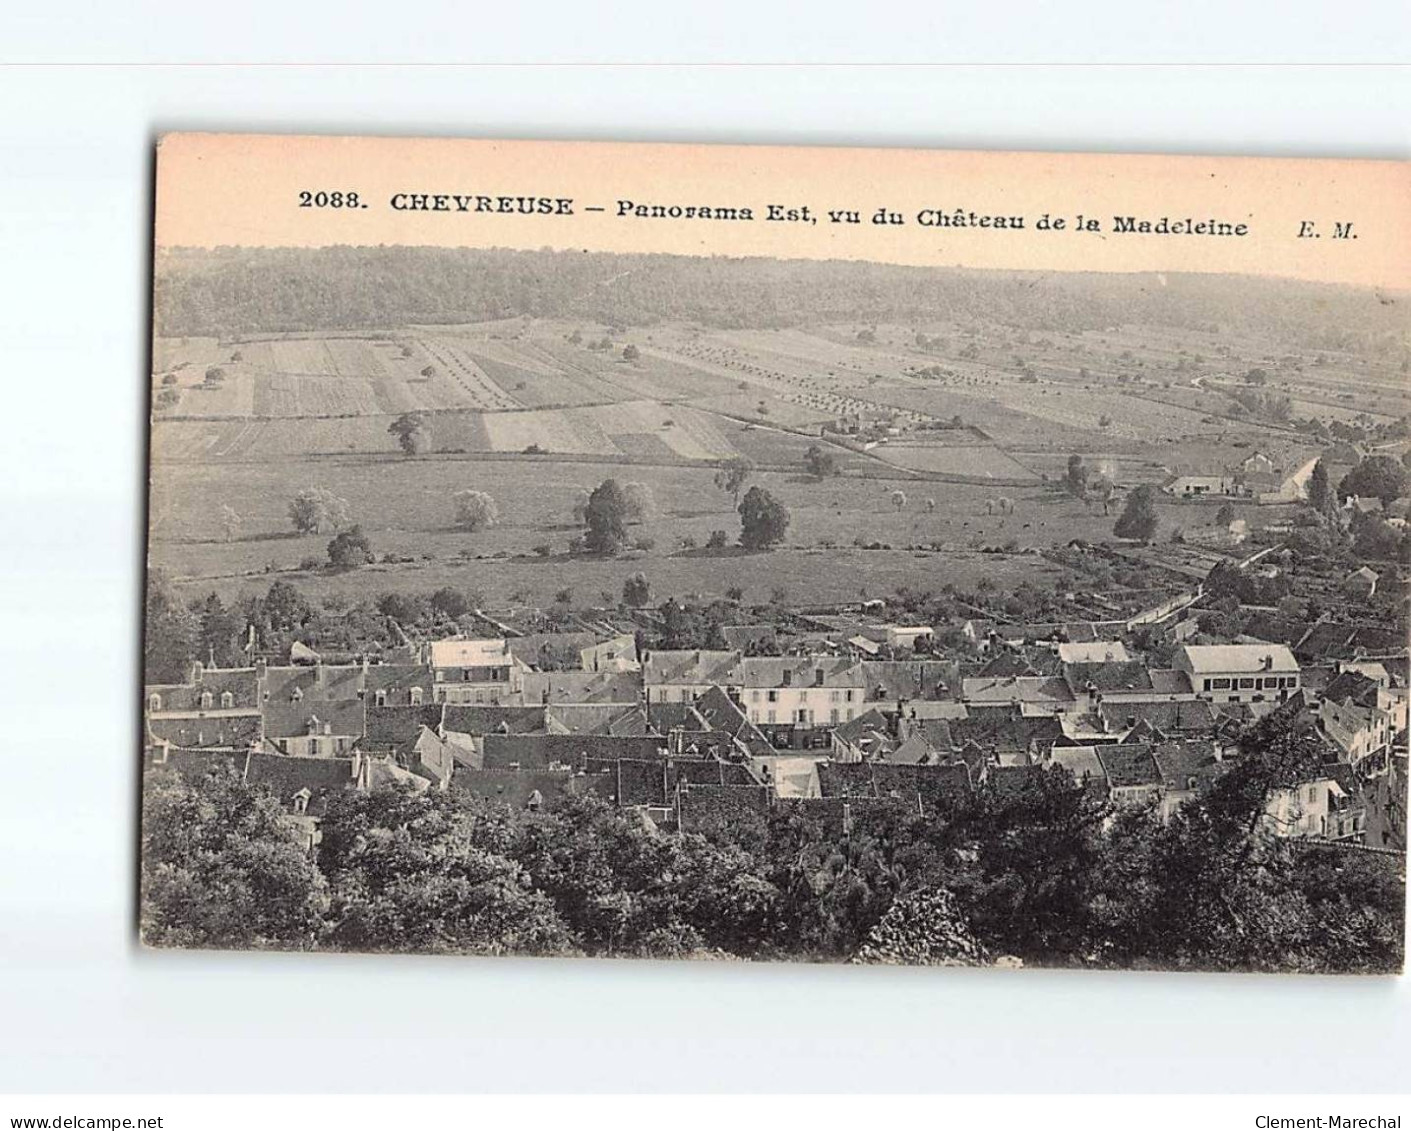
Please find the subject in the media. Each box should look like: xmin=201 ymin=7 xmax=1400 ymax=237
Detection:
xmin=1063 ymin=661 xmax=1156 ymax=693
xmin=948 ymin=709 xmax=1063 ymax=754
xmin=643 ymin=649 xmax=741 ymax=687
xmin=1097 ymin=699 xmax=1218 ymax=735
xmin=1095 ymin=743 xmax=1163 ymax=789
xmin=361 ymin=703 xmax=443 ymax=750
xmin=506 ymin=632 xmax=597 ymax=669
xmin=963 ymin=675 xmax=1075 ymax=706
xmin=441 ymin=705 xmax=546 ymax=736
xmin=861 ymin=660 xmax=960 ymax=702
xmin=262 ymin=664 xmax=365 ymax=703
xmin=1178 ymin=644 xmax=1299 ymax=674
xmin=147 ymin=713 xmax=261 ymax=749
xmin=740 ymin=656 xmax=865 ymax=690
xmin=262 ymin=698 xmax=365 ymax=740
xmin=483 ymin=733 xmax=667 ymax=771
xmin=244 ymin=750 xmax=358 ymax=812
xmin=521 ymin=671 xmax=641 ymax=705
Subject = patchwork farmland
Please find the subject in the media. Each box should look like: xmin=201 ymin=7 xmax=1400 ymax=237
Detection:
xmin=150 ymin=289 xmax=1390 ymax=608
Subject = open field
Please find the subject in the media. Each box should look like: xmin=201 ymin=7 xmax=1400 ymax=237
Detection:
xmin=151 ymin=311 xmax=1393 ymax=610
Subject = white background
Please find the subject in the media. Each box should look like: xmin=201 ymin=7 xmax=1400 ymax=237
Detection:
xmin=1 ymin=27 xmax=1409 ymax=1095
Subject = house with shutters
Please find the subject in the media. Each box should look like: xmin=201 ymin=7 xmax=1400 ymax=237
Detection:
xmin=1174 ymin=643 xmax=1301 ymax=704
xmin=428 ymin=638 xmax=528 ymax=705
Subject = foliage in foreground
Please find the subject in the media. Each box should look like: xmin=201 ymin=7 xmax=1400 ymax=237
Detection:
xmin=140 ymin=714 xmax=1405 ymax=973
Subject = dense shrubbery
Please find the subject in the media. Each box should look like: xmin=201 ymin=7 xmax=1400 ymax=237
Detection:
xmin=141 ymin=712 xmax=1404 ymax=973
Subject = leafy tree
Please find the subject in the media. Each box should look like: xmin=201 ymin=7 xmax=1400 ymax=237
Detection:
xmin=326 ymin=525 xmax=373 ymax=569
xmin=288 ymin=486 xmax=349 ymax=535
xmin=1215 ymin=503 xmax=1236 ymax=527
xmin=377 ymin=591 xmax=425 ymax=623
xmin=738 ymin=486 xmax=790 ymax=551
xmin=204 ymin=366 xmax=226 ymax=386
xmin=622 ymin=572 xmax=651 ymax=608
xmin=622 ymin=481 xmax=655 ymax=523
xmin=583 ymin=479 xmax=630 ymax=554
xmin=428 ymin=586 xmax=471 ymax=619
xmin=1114 ymin=485 xmax=1159 ymax=542
xmin=706 ymin=529 xmax=729 ymax=550
xmin=452 ymin=489 xmax=498 ymax=531
xmin=853 ymin=888 xmax=989 ymax=967
xmin=144 ymin=568 xmax=198 ymax=683
xmin=218 ymin=503 xmax=242 ymax=543
xmin=197 ymin=593 xmax=243 ymax=669
xmin=1338 ymin=455 xmax=1409 ymax=507
xmin=155 ymin=388 xmax=180 ymax=410
xmin=803 ymin=444 xmax=838 ymax=480
xmin=318 ymin=786 xmax=575 ymax=957
xmin=621 ymin=344 xmax=640 ymax=362
xmin=1065 ymin=454 xmax=1089 ymax=498
xmin=388 ymin=411 xmax=430 ymax=455
xmin=890 ymin=490 xmax=907 ymax=512
xmin=1306 ymin=458 xmax=1333 ymax=514
xmin=714 ymin=457 xmax=752 ymax=504
xmin=141 ymin=764 xmax=327 ymax=950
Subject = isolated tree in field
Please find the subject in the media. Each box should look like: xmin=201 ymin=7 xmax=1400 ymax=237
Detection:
xmin=1114 ymin=485 xmax=1159 ymax=542
xmin=924 ymin=498 xmax=936 ymax=513
xmin=1338 ymin=455 xmax=1410 ymax=507
xmin=1215 ymin=503 xmax=1237 ymax=527
xmin=706 ymin=529 xmax=729 ymax=549
xmin=621 ymin=344 xmax=640 ymax=363
xmin=218 ymin=504 xmax=242 ymax=543
xmin=429 ymin=586 xmax=471 ymax=620
xmin=327 ymin=525 xmax=373 ymax=569
xmin=419 ymin=365 xmax=436 ymax=379
xmin=453 ymin=489 xmax=499 ymax=531
xmin=804 ymin=444 xmax=838 ymax=480
xmin=156 ymin=388 xmax=180 ymax=410
xmin=890 ymin=490 xmax=907 ymax=512
xmin=584 ymin=479 xmax=630 ymax=553
xmin=738 ymin=486 xmax=790 ymax=551
xmin=622 ymin=572 xmax=651 ymax=608
xmin=388 ymin=412 xmax=430 ymax=456
xmin=204 ymin=366 xmax=226 ymax=386
xmin=1097 ymin=414 xmax=1113 ymax=430
xmin=997 ymin=496 xmax=1014 ymax=515
xmin=714 ymin=457 xmax=752 ymax=504
xmin=622 ymin=481 xmax=655 ymax=523
xmin=1066 ymin=454 xmax=1089 ymax=498
xmin=289 ymin=486 xmax=350 ymax=535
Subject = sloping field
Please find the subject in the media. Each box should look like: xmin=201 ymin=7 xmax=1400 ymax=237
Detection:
xmin=871 ymin=441 xmax=1039 ymax=481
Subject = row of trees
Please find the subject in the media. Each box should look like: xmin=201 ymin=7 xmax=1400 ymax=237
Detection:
xmin=579 ymin=478 xmax=789 ymax=555
xmin=141 ymin=710 xmax=1404 ymax=972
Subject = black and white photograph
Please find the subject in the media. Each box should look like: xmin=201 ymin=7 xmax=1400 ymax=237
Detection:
xmin=138 ymin=134 xmax=1409 ymax=974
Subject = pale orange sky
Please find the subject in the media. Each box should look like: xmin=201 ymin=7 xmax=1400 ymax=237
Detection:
xmin=156 ymin=133 xmax=1411 ymax=291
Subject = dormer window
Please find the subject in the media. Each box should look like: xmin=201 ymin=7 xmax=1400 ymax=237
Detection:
xmin=375 ymin=689 xmax=388 ymax=707
xmin=148 ymin=693 xmax=161 ymax=712
xmin=199 ymin=691 xmax=214 ymax=709
xmin=220 ymin=691 xmax=234 ymax=709
xmin=291 ymin=789 xmax=311 ymax=815
xmin=291 ymin=686 xmax=303 ymax=702
xmin=409 ymin=687 xmax=424 ymax=706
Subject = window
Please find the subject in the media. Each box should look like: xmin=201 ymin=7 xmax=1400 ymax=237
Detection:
xmin=751 ymin=689 xmax=761 ymax=702
xmin=830 ymin=690 xmax=841 ymax=703
xmin=845 ymin=690 xmax=854 ymax=703
xmin=435 ymin=670 xmax=444 ymax=682
xmin=148 ymin=693 xmax=161 ymax=712
xmin=1203 ymin=679 xmax=1212 ymax=691
xmin=1211 ymin=678 xmax=1231 ymax=690
xmin=410 ymin=687 xmax=424 ymax=706
xmin=1306 ymin=785 xmax=1317 ymax=803
xmin=830 ymin=708 xmax=840 ymax=724
xmin=767 ymin=689 xmax=778 ymax=703
xmin=767 ymin=709 xmax=776 ymax=724
xmin=1238 ymin=677 xmax=1255 ymax=689
xmin=375 ymin=689 xmax=387 ymax=707
xmin=796 ymin=708 xmax=808 ymax=724
xmin=199 ymin=691 xmax=213 ymax=709
xmin=220 ymin=691 xmax=234 ymax=709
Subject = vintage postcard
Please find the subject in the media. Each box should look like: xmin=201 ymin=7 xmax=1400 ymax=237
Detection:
xmin=143 ymin=133 xmax=1409 ymax=972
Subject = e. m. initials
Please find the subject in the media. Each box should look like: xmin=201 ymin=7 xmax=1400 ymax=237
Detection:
xmin=1297 ymin=220 xmax=1357 ymax=239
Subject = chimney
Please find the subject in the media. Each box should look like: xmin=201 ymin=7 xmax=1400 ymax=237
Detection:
xmin=254 ymin=657 xmax=267 ymax=680
xmin=1263 ymin=654 xmax=1274 ymax=671
xmin=814 ymin=668 xmax=825 ymax=687
xmin=192 ymin=661 xmax=204 ymax=683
